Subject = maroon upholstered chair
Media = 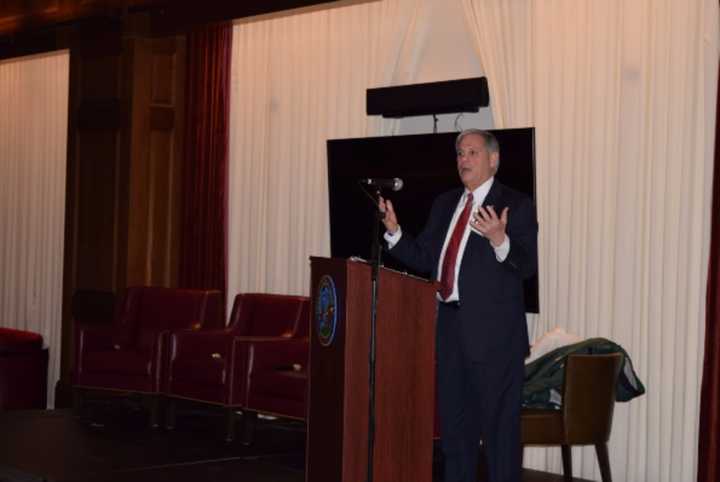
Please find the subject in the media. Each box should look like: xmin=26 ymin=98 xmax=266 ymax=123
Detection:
xmin=56 ymin=289 xmax=118 ymax=408
xmin=244 ymin=309 xmax=440 ymax=444
xmin=166 ymin=293 xmax=310 ymax=441
xmin=72 ymin=286 xmax=223 ymax=426
xmin=243 ymin=299 xmax=309 ymax=414
xmin=71 ymin=289 xmax=117 ymax=325
xmin=0 ymin=328 xmax=48 ymax=410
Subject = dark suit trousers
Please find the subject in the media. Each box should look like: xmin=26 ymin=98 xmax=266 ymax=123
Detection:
xmin=436 ymin=303 xmax=524 ymax=482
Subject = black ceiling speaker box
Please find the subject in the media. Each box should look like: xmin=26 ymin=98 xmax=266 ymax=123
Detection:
xmin=366 ymin=77 xmax=489 ymax=118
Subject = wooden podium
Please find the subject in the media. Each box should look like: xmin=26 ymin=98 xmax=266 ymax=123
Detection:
xmin=306 ymin=257 xmax=437 ymax=482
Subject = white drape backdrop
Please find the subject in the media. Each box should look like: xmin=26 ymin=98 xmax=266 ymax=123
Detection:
xmin=227 ymin=0 xmax=718 ymax=479
xmin=227 ymin=0 xmax=426 ymax=302
xmin=0 ymin=50 xmax=70 ymax=408
xmin=462 ymin=1 xmax=719 ymax=481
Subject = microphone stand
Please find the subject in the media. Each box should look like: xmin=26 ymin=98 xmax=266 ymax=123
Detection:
xmin=366 ymin=186 xmax=384 ymax=482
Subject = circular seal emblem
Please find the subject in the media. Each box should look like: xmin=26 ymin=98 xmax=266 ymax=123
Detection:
xmin=315 ymin=275 xmax=338 ymax=347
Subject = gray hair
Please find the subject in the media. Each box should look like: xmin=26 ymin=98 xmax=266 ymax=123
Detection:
xmin=455 ymin=128 xmax=500 ymax=171
xmin=455 ymin=128 xmax=500 ymax=153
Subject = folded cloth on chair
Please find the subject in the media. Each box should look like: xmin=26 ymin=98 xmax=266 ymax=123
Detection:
xmin=522 ymin=337 xmax=646 ymax=409
xmin=525 ymin=326 xmax=583 ymax=364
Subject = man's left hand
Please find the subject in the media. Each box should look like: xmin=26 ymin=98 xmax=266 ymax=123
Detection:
xmin=471 ymin=205 xmax=508 ymax=247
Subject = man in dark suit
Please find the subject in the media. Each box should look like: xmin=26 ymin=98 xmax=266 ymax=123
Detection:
xmin=379 ymin=129 xmax=538 ymax=482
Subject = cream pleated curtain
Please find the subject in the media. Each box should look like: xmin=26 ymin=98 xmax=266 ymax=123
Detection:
xmin=227 ymin=0 xmax=425 ymax=301
xmin=462 ymin=1 xmax=719 ymax=481
xmin=0 ymin=51 xmax=70 ymax=408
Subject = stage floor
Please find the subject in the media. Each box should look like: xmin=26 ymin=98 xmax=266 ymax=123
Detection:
xmin=0 ymin=404 xmax=591 ymax=482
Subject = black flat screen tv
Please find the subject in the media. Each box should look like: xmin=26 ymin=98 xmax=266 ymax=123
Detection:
xmin=326 ymin=128 xmax=538 ymax=313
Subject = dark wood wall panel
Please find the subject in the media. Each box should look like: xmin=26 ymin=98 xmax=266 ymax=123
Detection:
xmin=126 ymin=126 xmax=152 ymax=287
xmin=124 ymin=35 xmax=184 ymax=287
xmin=151 ymin=50 xmax=174 ymax=103
xmin=69 ymin=45 xmax=127 ymax=294
xmin=155 ymin=35 xmax=184 ymax=288
xmin=75 ymin=129 xmax=124 ymax=290
xmin=149 ymin=106 xmax=174 ymax=129
xmin=79 ymin=56 xmax=121 ymax=99
xmin=77 ymin=100 xmax=126 ymax=129
xmin=126 ymin=36 xmax=153 ymax=287
xmin=148 ymin=129 xmax=174 ymax=286
xmin=59 ymin=30 xmax=185 ymax=401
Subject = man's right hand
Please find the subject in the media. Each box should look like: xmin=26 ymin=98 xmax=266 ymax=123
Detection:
xmin=379 ymin=196 xmax=399 ymax=234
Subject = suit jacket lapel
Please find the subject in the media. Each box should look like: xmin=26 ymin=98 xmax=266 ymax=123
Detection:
xmin=465 ymin=180 xmax=505 ymax=261
xmin=483 ymin=179 xmax=504 ymax=209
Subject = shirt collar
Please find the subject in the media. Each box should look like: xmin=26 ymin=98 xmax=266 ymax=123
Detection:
xmin=466 ymin=176 xmax=494 ymax=205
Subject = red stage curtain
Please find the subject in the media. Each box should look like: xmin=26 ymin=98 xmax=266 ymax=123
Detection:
xmin=179 ymin=22 xmax=232 ymax=312
xmin=698 ymin=37 xmax=720 ymax=482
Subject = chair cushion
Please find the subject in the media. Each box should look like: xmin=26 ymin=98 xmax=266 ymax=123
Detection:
xmin=172 ymin=357 xmax=227 ymax=386
xmin=0 ymin=328 xmax=43 ymax=352
xmin=246 ymin=369 xmax=307 ymax=419
xmin=520 ymin=409 xmax=565 ymax=444
xmin=249 ymin=369 xmax=307 ymax=402
xmin=83 ymin=350 xmax=152 ymax=376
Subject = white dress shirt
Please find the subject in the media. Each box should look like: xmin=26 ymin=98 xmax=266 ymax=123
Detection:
xmin=384 ymin=177 xmax=510 ymax=302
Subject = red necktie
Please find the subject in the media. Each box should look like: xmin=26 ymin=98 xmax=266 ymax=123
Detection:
xmin=439 ymin=193 xmax=473 ymax=300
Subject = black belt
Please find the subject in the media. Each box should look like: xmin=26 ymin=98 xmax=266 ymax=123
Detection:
xmin=441 ymin=300 xmax=461 ymax=309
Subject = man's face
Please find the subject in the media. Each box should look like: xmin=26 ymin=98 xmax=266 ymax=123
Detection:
xmin=456 ymin=133 xmax=498 ymax=191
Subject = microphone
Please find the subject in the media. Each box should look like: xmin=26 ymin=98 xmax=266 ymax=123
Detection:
xmin=359 ymin=177 xmax=404 ymax=191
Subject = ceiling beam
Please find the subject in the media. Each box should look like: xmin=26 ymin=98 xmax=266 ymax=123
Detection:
xmin=0 ymin=0 xmax=341 ymax=38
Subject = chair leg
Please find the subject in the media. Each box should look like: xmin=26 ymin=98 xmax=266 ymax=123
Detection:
xmin=225 ymin=408 xmax=236 ymax=443
xmin=72 ymin=388 xmax=83 ymax=413
xmin=148 ymin=395 xmax=161 ymax=429
xmin=561 ymin=445 xmax=572 ymax=482
xmin=241 ymin=411 xmax=258 ymax=446
xmin=165 ymin=398 xmax=176 ymax=430
xmin=595 ymin=443 xmax=612 ymax=482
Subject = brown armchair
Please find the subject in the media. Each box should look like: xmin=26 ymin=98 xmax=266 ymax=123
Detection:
xmin=165 ymin=293 xmax=310 ymax=441
xmin=521 ymin=353 xmax=623 ymax=482
xmin=72 ymin=286 xmax=223 ymax=426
